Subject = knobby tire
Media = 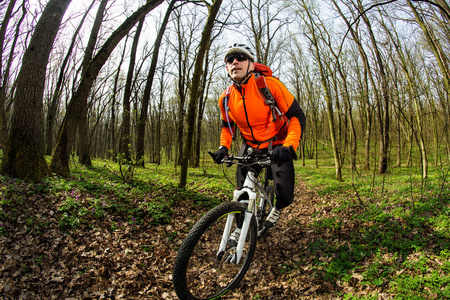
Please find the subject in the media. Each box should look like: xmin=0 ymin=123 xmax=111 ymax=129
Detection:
xmin=173 ymin=202 xmax=257 ymax=300
xmin=260 ymin=167 xmax=275 ymax=228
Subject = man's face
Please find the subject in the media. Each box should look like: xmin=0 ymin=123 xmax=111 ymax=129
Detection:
xmin=225 ymin=53 xmax=254 ymax=81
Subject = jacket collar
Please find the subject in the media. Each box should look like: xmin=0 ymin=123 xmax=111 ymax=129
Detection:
xmin=233 ymin=73 xmax=254 ymax=91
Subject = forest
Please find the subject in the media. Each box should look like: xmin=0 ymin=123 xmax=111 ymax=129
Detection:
xmin=1 ymin=0 xmax=449 ymax=299
xmin=0 ymin=0 xmax=449 ymax=184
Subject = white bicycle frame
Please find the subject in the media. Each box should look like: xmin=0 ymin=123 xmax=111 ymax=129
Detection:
xmin=216 ymin=168 xmax=272 ymax=264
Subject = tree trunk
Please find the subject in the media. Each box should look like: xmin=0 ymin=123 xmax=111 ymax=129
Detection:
xmin=301 ymin=3 xmax=342 ymax=181
xmin=194 ymin=45 xmax=212 ymax=168
xmin=1 ymin=0 xmax=72 ymax=182
xmin=179 ymin=0 xmax=223 ymax=188
xmin=78 ymin=0 xmax=108 ymax=166
xmin=175 ymin=17 xmax=187 ymax=168
xmin=121 ymin=19 xmax=144 ymax=162
xmin=0 ymin=0 xmax=19 ymax=149
xmin=395 ymin=92 xmax=403 ymax=168
xmin=424 ymin=77 xmax=440 ymax=167
xmin=155 ymin=61 xmax=167 ymax=165
xmin=136 ymin=0 xmax=175 ymax=166
xmin=384 ymin=19 xmax=428 ymax=177
xmin=407 ymin=0 xmax=450 ymax=174
xmin=332 ymin=0 xmax=372 ymax=170
xmin=324 ymin=30 xmax=357 ymax=171
xmin=109 ymin=40 xmax=128 ymax=160
xmin=356 ymin=0 xmax=390 ymax=174
xmin=49 ymin=0 xmax=164 ymax=177
xmin=46 ymin=0 xmax=95 ymax=156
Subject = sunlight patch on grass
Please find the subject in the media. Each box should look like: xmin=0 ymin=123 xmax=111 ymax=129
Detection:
xmin=293 ymin=157 xmax=450 ymax=299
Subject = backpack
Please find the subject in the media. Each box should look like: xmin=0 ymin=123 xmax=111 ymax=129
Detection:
xmin=222 ymin=63 xmax=288 ymax=143
xmin=253 ymin=63 xmax=283 ymax=123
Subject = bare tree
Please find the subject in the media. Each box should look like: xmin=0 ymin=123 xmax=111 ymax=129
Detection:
xmin=170 ymin=5 xmax=201 ymax=167
xmin=0 ymin=0 xmax=18 ymax=149
xmin=333 ymin=0 xmax=375 ymax=170
xmin=286 ymin=37 xmax=311 ymax=166
xmin=120 ymin=18 xmax=144 ymax=162
xmin=380 ymin=15 xmax=428 ymax=178
xmin=0 ymin=0 xmax=26 ymax=149
xmin=237 ymin=0 xmax=290 ymax=69
xmin=179 ymin=0 xmax=223 ymax=188
xmin=136 ymin=0 xmax=176 ymax=166
xmin=108 ymin=39 xmax=129 ymax=159
xmin=1 ymin=0 xmax=72 ymax=182
xmin=77 ymin=0 xmax=109 ymax=167
xmin=152 ymin=45 xmax=172 ymax=165
xmin=49 ymin=0 xmax=165 ymax=177
xmin=351 ymin=0 xmax=391 ymax=175
xmin=46 ymin=0 xmax=96 ymax=156
xmin=193 ymin=44 xmax=222 ymax=167
xmin=192 ymin=7 xmax=231 ymax=167
xmin=407 ymin=0 xmax=450 ymax=162
xmin=292 ymin=0 xmax=342 ymax=181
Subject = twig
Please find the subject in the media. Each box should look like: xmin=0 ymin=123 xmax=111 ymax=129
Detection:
xmin=351 ymin=168 xmax=371 ymax=215
xmin=437 ymin=157 xmax=449 ymax=199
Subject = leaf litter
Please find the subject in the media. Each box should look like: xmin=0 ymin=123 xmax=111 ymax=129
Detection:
xmin=0 ymin=177 xmax=447 ymax=299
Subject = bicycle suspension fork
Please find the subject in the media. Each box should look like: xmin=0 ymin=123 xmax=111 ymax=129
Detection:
xmin=217 ymin=171 xmax=258 ymax=264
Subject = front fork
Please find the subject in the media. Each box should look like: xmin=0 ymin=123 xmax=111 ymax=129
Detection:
xmin=232 ymin=210 xmax=253 ymax=263
xmin=216 ymin=210 xmax=253 ymax=264
xmin=217 ymin=168 xmax=274 ymax=264
xmin=217 ymin=184 xmax=257 ymax=264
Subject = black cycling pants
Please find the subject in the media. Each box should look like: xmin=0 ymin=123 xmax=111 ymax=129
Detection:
xmin=236 ymin=147 xmax=295 ymax=210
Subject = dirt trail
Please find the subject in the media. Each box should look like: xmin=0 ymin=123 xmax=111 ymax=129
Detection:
xmin=0 ymin=179 xmax=335 ymax=299
xmin=219 ymin=179 xmax=336 ymax=300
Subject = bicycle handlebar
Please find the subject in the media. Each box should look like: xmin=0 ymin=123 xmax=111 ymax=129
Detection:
xmin=208 ymin=145 xmax=298 ymax=166
xmin=208 ymin=150 xmax=273 ymax=166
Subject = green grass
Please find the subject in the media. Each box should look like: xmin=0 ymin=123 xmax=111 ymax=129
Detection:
xmin=0 ymin=147 xmax=449 ymax=298
xmin=295 ymin=146 xmax=450 ymax=299
xmin=0 ymin=159 xmax=233 ymax=234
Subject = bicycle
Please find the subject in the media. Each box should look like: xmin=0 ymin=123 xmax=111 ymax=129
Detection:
xmin=172 ymin=148 xmax=276 ymax=300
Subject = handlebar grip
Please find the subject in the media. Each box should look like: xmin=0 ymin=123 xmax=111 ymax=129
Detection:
xmin=208 ymin=150 xmax=231 ymax=165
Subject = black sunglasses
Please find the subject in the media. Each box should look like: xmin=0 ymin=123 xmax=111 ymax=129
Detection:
xmin=226 ymin=53 xmax=249 ymax=64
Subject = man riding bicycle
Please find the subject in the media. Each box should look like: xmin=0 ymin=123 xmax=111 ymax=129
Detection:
xmin=211 ymin=43 xmax=306 ymax=242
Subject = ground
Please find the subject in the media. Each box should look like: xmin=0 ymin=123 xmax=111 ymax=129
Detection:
xmin=0 ymin=178 xmax=366 ymax=299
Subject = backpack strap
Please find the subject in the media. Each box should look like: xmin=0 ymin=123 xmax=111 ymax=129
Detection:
xmin=222 ymin=86 xmax=235 ymax=140
xmin=255 ymin=76 xmax=283 ymax=122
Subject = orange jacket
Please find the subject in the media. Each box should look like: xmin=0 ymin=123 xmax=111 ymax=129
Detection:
xmin=219 ymin=73 xmax=303 ymax=150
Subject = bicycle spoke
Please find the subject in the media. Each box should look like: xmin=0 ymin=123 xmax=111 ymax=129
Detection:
xmin=185 ymin=213 xmax=249 ymax=297
xmin=174 ymin=202 xmax=257 ymax=300
xmin=174 ymin=151 xmax=274 ymax=300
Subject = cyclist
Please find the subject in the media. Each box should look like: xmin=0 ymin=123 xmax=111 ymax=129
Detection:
xmin=211 ymin=43 xmax=306 ymax=243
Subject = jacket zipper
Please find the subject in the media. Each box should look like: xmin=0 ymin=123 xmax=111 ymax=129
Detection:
xmin=240 ymin=86 xmax=257 ymax=143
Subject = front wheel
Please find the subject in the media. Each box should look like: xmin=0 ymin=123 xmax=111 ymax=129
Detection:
xmin=173 ymin=202 xmax=257 ymax=300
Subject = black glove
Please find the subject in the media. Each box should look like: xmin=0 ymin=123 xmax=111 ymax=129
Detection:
xmin=211 ymin=146 xmax=228 ymax=164
xmin=272 ymin=146 xmax=295 ymax=167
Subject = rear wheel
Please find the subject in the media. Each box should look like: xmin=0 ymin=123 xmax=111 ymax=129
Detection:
xmin=257 ymin=184 xmax=274 ymax=236
xmin=265 ymin=184 xmax=275 ymax=212
xmin=173 ymin=202 xmax=257 ymax=300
